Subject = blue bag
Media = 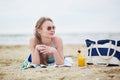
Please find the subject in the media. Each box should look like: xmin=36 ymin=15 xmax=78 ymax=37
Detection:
xmin=85 ymin=39 xmax=120 ymax=66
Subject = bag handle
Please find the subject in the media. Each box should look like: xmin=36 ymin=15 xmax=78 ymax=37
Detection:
xmin=88 ymin=40 xmax=117 ymax=66
xmin=95 ymin=40 xmax=117 ymax=60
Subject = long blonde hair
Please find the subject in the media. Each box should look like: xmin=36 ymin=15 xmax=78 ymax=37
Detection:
xmin=34 ymin=17 xmax=53 ymax=45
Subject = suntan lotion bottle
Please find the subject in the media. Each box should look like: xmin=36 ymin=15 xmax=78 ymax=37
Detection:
xmin=77 ymin=50 xmax=86 ymax=67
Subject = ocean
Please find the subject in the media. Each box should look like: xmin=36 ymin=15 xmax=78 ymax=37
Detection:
xmin=0 ymin=32 xmax=120 ymax=45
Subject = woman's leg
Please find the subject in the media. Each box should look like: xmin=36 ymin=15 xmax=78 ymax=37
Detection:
xmin=31 ymin=46 xmax=40 ymax=64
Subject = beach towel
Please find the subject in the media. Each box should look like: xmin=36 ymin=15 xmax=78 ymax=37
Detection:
xmin=85 ymin=39 xmax=120 ymax=66
xmin=20 ymin=54 xmax=73 ymax=70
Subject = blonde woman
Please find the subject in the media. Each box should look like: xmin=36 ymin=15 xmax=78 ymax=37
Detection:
xmin=29 ymin=17 xmax=64 ymax=67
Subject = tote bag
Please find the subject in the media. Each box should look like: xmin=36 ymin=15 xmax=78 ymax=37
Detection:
xmin=85 ymin=39 xmax=120 ymax=66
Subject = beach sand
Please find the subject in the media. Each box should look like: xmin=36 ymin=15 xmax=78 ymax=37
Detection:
xmin=0 ymin=44 xmax=120 ymax=80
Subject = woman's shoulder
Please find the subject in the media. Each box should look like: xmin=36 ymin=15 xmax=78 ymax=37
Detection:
xmin=29 ymin=36 xmax=37 ymax=45
xmin=52 ymin=36 xmax=63 ymax=47
xmin=29 ymin=36 xmax=35 ymax=42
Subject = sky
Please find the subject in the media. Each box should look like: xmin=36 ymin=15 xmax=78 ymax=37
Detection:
xmin=0 ymin=0 xmax=120 ymax=34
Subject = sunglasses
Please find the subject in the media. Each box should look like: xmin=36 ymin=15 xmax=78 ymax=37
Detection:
xmin=47 ymin=26 xmax=55 ymax=31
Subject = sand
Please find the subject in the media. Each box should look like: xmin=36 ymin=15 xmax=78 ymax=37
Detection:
xmin=0 ymin=44 xmax=120 ymax=80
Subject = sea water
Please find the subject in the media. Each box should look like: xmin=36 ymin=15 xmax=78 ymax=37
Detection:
xmin=0 ymin=32 xmax=120 ymax=45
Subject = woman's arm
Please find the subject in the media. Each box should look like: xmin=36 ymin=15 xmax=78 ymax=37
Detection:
xmin=29 ymin=37 xmax=41 ymax=64
xmin=52 ymin=36 xmax=64 ymax=65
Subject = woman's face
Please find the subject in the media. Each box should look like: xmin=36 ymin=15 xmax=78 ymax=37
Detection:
xmin=38 ymin=20 xmax=55 ymax=38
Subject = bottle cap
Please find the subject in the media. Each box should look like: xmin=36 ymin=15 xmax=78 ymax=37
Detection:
xmin=77 ymin=50 xmax=81 ymax=53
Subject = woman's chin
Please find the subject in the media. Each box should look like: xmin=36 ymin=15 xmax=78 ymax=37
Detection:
xmin=48 ymin=35 xmax=55 ymax=38
xmin=51 ymin=35 xmax=55 ymax=38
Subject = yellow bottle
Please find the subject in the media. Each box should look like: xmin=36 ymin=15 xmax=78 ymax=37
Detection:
xmin=77 ymin=50 xmax=86 ymax=67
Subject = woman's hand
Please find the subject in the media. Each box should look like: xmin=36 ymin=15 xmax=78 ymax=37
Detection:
xmin=36 ymin=45 xmax=57 ymax=54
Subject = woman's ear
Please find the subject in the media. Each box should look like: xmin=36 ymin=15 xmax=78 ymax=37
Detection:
xmin=37 ymin=29 xmax=42 ymax=33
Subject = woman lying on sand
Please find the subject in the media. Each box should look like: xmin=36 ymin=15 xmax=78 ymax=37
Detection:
xmin=29 ymin=17 xmax=64 ymax=68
